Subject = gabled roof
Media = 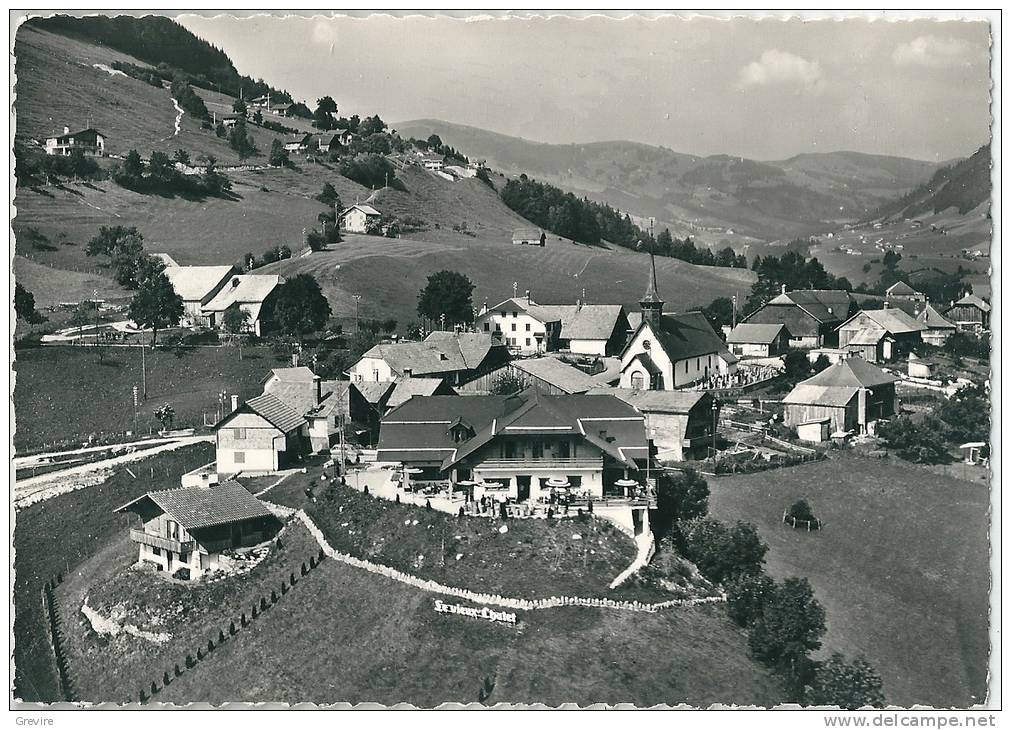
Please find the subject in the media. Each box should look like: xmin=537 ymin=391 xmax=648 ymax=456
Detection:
xmin=240 ymin=393 xmax=307 ymax=433
xmin=352 ymin=381 xmax=394 ymax=405
xmin=838 ymin=308 xmax=925 ymax=336
xmin=760 ymin=290 xmax=854 ymax=324
xmin=359 ymin=333 xmax=499 ymax=377
xmin=386 ymin=378 xmax=452 ymax=410
xmin=917 ymin=303 xmax=957 ymax=330
xmin=202 ymin=275 xmax=280 ymax=312
xmin=727 ymin=323 xmax=790 ymax=345
xmin=307 ymin=381 xmax=352 ymax=418
xmin=885 ymin=281 xmax=918 ymax=297
xmin=559 ymin=305 xmax=627 ymax=342
xmin=782 ymin=384 xmax=859 ymax=408
xmin=340 ymin=203 xmax=381 ymax=218
xmin=950 ymin=294 xmax=991 ymax=313
xmin=163 ymin=265 xmax=235 ymax=303
xmin=509 ymin=358 xmax=599 ymax=394
xmin=846 ymin=328 xmax=890 ymax=346
xmin=512 ymin=228 xmax=542 ymax=240
xmin=627 ymin=311 xmax=727 ymax=362
xmin=48 ymin=127 xmax=104 ymax=142
xmin=115 ymin=481 xmax=274 ymax=531
xmin=263 ymin=367 xmax=317 ymax=384
xmin=627 ymin=351 xmax=662 ymax=375
xmin=590 ymin=387 xmax=710 ymax=415
xmin=799 ymin=357 xmax=898 ymax=389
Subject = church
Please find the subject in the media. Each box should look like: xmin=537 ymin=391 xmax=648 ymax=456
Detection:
xmin=618 ymin=252 xmax=737 ymax=391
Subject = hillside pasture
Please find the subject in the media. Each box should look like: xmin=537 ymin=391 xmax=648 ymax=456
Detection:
xmin=156 ymin=558 xmax=785 ymax=706
xmin=13 ymin=345 xmax=291 ymax=450
xmin=707 ymin=454 xmax=990 ymax=707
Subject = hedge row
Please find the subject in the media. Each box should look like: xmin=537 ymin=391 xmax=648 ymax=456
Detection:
xmin=43 ymin=574 xmax=78 ymax=702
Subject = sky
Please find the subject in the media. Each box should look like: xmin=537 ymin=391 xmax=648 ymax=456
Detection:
xmin=176 ymin=13 xmax=992 ymax=161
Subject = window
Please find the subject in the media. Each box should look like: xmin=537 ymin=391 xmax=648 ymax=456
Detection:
xmin=151 ymin=546 xmax=161 ymax=556
xmin=511 ymin=311 xmax=517 ymax=317
xmin=483 ymin=322 xmax=490 ymax=332
xmin=642 ymin=339 xmax=651 ymax=350
xmin=532 ymin=440 xmax=544 ymax=458
xmin=525 ymin=323 xmax=531 ymax=331
xmin=166 ymin=520 xmax=180 ymax=540
xmin=372 ymin=369 xmax=380 ymax=381
xmin=233 ymin=427 xmax=246 ymax=439
xmin=526 ymin=338 xmax=531 ymax=346
xmin=630 ymin=372 xmax=645 ymax=390
xmin=495 ymin=324 xmax=501 ymax=331
xmin=511 ymin=323 xmax=517 ymax=331
xmin=234 ymin=451 xmax=245 ymax=464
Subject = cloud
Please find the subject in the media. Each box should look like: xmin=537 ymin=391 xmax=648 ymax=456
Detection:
xmin=740 ymin=50 xmax=825 ymax=92
xmin=893 ymin=35 xmax=987 ymax=68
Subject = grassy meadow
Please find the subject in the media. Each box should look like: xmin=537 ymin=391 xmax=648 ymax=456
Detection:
xmin=707 ymin=454 xmax=990 ymax=707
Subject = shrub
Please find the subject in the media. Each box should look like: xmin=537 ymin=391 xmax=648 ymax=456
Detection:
xmin=163 ymin=671 xmax=171 ymax=686
xmin=726 ymin=572 xmax=777 ymax=627
xmin=787 ymin=499 xmax=816 ymax=523
xmin=877 ymin=415 xmax=951 ymax=464
xmin=679 ymin=517 xmax=768 ymax=585
xmin=804 ymin=654 xmax=886 ymax=709
xmin=207 ymin=639 xmax=215 ymax=653
xmin=185 ymin=654 xmax=194 ymax=669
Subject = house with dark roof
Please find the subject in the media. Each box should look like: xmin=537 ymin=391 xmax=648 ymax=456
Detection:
xmin=618 ymin=254 xmax=736 ymax=391
xmin=376 ymin=389 xmax=650 ymax=504
xmin=260 ymin=367 xmax=351 ymax=452
xmin=214 ymin=392 xmax=309 ymax=474
xmin=44 ymin=126 xmax=106 ymax=156
xmin=782 ymin=358 xmax=898 ymax=436
xmin=114 ymin=481 xmax=281 ymax=579
xmin=349 ymin=331 xmax=508 ymax=387
xmin=475 ymin=295 xmax=630 ymax=356
xmin=945 ymin=294 xmax=991 ymax=333
xmin=589 ymin=387 xmax=717 ymax=462
xmin=837 ymin=307 xmax=925 ymax=363
xmin=743 ymin=288 xmax=857 ymax=348
xmin=917 ymin=303 xmax=958 ymax=346
xmin=726 ymin=323 xmax=792 ymax=358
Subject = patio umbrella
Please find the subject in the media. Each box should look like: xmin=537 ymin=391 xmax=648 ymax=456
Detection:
xmin=615 ymin=478 xmax=639 ymax=497
xmin=545 ymin=478 xmax=570 ymax=488
xmin=403 ymin=466 xmax=424 ymax=490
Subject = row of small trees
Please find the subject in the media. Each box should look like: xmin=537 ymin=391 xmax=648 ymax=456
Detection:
xmin=113 ymin=148 xmax=231 ymax=198
xmin=43 ymin=574 xmax=78 ymax=702
xmin=138 ymin=548 xmax=327 ymax=704
xmin=655 ymin=469 xmax=885 ymax=708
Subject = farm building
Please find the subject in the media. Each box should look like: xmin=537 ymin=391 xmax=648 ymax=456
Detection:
xmin=916 ymin=303 xmax=958 ymax=346
xmin=592 ymin=387 xmax=718 ymax=462
xmin=619 ymin=254 xmax=735 ymax=391
xmin=260 ymin=366 xmax=351 ymax=452
xmin=307 ymin=133 xmax=340 ymax=154
xmin=270 ymin=103 xmax=294 ymax=117
xmin=349 ymin=331 xmax=509 ymax=387
xmin=421 ymin=156 xmax=445 ymax=171
xmin=43 ymin=126 xmax=106 ymax=156
xmin=339 ymin=204 xmax=382 ymax=234
xmin=214 ymin=393 xmax=309 ymax=474
xmin=114 ymin=481 xmax=281 ymax=580
xmin=162 ymin=265 xmax=237 ymax=327
xmin=945 ymin=294 xmax=991 ymax=333
xmin=475 ymin=296 xmax=629 ymax=356
xmin=475 ymin=357 xmax=600 ymax=396
xmin=283 ymin=133 xmax=311 ymax=153
xmin=836 ymin=307 xmax=925 ymax=363
xmin=742 ymin=288 xmax=856 ymax=348
xmin=884 ymin=280 xmax=925 ymax=302
xmin=782 ymin=357 xmax=898 ymax=436
xmin=376 ymin=389 xmax=650 ymax=505
xmin=512 ymin=228 xmax=546 ymax=246
xmin=726 ymin=323 xmax=792 ymax=358
xmin=201 ymin=274 xmax=282 ymax=337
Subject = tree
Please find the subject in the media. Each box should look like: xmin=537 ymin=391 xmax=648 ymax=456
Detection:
xmin=313 ymin=96 xmax=338 ymax=130
xmin=128 ymin=269 xmax=183 ymax=345
xmin=654 ymin=468 xmax=709 ymax=536
xmin=262 ymin=273 xmax=332 ymax=340
xmin=748 ymin=577 xmax=826 ymax=673
xmin=228 ymin=119 xmax=257 ymax=159
xmin=726 ymin=571 xmax=777 ymax=628
xmin=115 ymin=149 xmax=145 ymax=188
xmin=805 ymin=654 xmax=886 ymax=709
xmin=417 ymin=270 xmax=475 ymax=327
xmin=700 ymin=297 xmax=735 ymax=333
xmin=936 ymin=383 xmax=989 ymax=444
xmin=268 ymin=139 xmax=289 ymax=167
xmin=490 ymin=372 xmax=524 ymax=395
xmin=316 ymin=182 xmax=340 ymax=208
xmin=876 ymin=415 xmax=950 ymax=464
xmin=252 ymin=109 xmax=263 ymax=125
xmin=359 ymin=114 xmax=387 ymax=136
xmin=222 ymin=303 xmax=251 ymax=359
xmin=201 ymin=156 xmax=231 ymax=196
xmin=14 ymin=282 xmax=44 ymax=324
xmin=215 ymin=121 xmax=227 ymax=138
xmin=172 ymin=149 xmax=191 ymax=166
xmin=153 ymin=403 xmax=176 ymax=432
xmin=232 ymin=97 xmax=247 ymax=116
xmin=882 ymin=250 xmax=902 ymax=270
xmin=86 ymin=226 xmax=149 ymax=288
xmin=783 ymin=350 xmax=812 ymax=382
xmin=147 ymin=150 xmax=175 ymax=184
xmin=68 ymin=300 xmax=97 ymax=341
xmin=426 ymin=133 xmax=443 ymax=150
xmin=678 ymin=518 xmax=768 ymax=584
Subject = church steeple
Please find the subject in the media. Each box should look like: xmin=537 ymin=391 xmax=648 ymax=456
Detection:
xmin=640 ymin=244 xmax=664 ymax=329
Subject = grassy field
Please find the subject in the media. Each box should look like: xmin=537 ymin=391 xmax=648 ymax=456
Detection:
xmin=156 ymin=558 xmax=785 ymax=706
xmin=707 ymin=454 xmax=990 ymax=707
xmin=13 ymin=443 xmax=214 ymax=702
xmin=56 ymin=519 xmax=321 ymax=703
xmin=12 ymin=345 xmax=291 ymax=450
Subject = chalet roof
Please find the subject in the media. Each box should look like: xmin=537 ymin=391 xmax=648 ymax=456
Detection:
xmin=782 ymin=384 xmax=858 ymax=408
xmin=241 ymin=393 xmax=306 ymax=433
xmin=838 ymin=308 xmax=925 ymax=336
xmin=307 ymin=381 xmax=352 ymax=418
xmin=386 ymin=378 xmax=450 ymax=410
xmin=512 ymin=228 xmax=542 ymax=240
xmin=726 ymin=323 xmax=789 ymax=345
xmin=352 ymin=381 xmax=394 ymax=405
xmin=509 ymin=358 xmax=598 ymax=394
xmin=951 ymin=294 xmax=991 ymax=313
xmin=340 ymin=204 xmax=381 ymax=218
xmin=590 ymin=387 xmax=710 ymax=415
xmin=761 ymin=290 xmax=854 ymax=324
xmin=264 ymin=367 xmax=317 ymax=384
xmin=917 ymin=303 xmax=957 ymax=330
xmin=115 ymin=481 xmax=274 ymax=531
xmin=628 ymin=311 xmax=727 ymax=362
xmin=48 ymin=127 xmax=104 ymax=142
xmin=359 ymin=332 xmax=499 ymax=377
xmin=559 ymin=305 xmax=626 ymax=342
xmin=799 ymin=357 xmax=898 ymax=389
xmin=885 ymin=281 xmax=918 ymax=297
xmin=163 ymin=265 xmax=235 ymax=303
xmin=202 ymin=275 xmax=280 ymax=312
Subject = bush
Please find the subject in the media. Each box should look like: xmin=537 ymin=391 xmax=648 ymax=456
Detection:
xmin=654 ymin=468 xmax=709 ymax=536
xmin=786 ymin=499 xmax=816 ymax=523
xmin=726 ymin=571 xmax=777 ymax=627
xmin=804 ymin=654 xmax=886 ymax=709
xmin=877 ymin=415 xmax=951 ymax=464
xmin=678 ymin=517 xmax=768 ymax=585
xmin=339 ymin=154 xmax=396 ymax=189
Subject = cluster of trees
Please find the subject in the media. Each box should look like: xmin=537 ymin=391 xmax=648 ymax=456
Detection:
xmin=14 ymin=282 xmax=45 ymax=325
xmin=417 ymin=270 xmax=475 ymax=328
xmin=656 ymin=469 xmax=884 ymax=707
xmin=238 ymin=244 xmax=292 ymax=272
xmin=113 ymin=149 xmax=231 ymax=198
xmin=15 ymin=143 xmax=103 ymax=186
xmin=654 ymin=229 xmax=748 ymax=268
xmin=413 ymin=134 xmax=468 ymax=164
xmin=260 ymin=274 xmax=333 ymax=342
xmin=128 ymin=263 xmax=184 ymax=346
xmin=225 ymin=119 xmax=257 ymax=159
xmin=744 ymin=247 xmax=852 ymax=315
xmin=338 ymin=155 xmax=401 ymax=190
xmin=877 ymin=382 xmax=989 ymax=464
xmin=111 ymin=60 xmax=170 ymax=87
xmin=85 ymin=225 xmax=157 ymax=288
xmin=169 ymin=79 xmax=209 ymax=121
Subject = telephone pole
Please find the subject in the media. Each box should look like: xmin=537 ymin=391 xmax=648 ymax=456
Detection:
xmin=140 ymin=342 xmax=147 ymax=400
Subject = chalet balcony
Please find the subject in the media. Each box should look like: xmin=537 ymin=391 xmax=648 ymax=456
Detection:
xmin=130 ymin=528 xmax=195 ymax=554
xmin=477 ymin=457 xmax=602 ymax=470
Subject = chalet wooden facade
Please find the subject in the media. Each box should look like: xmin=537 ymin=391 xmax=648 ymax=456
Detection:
xmin=782 ymin=358 xmax=898 ymax=435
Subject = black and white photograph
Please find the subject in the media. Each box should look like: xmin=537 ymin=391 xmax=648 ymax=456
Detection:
xmin=8 ymin=9 xmax=1000 ymax=715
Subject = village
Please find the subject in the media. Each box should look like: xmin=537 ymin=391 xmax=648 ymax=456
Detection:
xmin=10 ymin=12 xmax=995 ymax=714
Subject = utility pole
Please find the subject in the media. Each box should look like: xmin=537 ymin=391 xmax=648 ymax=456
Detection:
xmin=140 ymin=342 xmax=147 ymax=400
xmin=352 ymin=294 xmax=362 ymax=334
xmin=440 ymin=313 xmax=447 ymax=331
xmin=732 ymin=293 xmax=738 ymax=329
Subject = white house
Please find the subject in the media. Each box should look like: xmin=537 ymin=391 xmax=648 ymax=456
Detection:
xmin=214 ymin=393 xmax=309 ymax=474
xmin=618 ymin=254 xmax=736 ymax=390
xmin=349 ymin=331 xmax=508 ymax=387
xmin=339 ymin=204 xmax=382 ymax=234
xmin=201 ymin=274 xmax=282 ymax=337
xmin=475 ymin=296 xmax=629 ymax=356
xmin=44 ymin=127 xmax=106 ymax=156
xmin=162 ymin=265 xmax=237 ymax=327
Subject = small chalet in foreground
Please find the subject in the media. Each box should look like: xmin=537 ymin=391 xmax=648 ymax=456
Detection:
xmin=115 ymin=481 xmax=281 ymax=580
xmin=618 ymin=253 xmax=736 ymax=390
xmin=743 ymin=288 xmax=857 ymax=348
xmin=44 ymin=126 xmax=106 ymax=156
xmin=339 ymin=204 xmax=382 ymax=234
xmin=782 ymin=357 xmax=898 ymax=438
xmin=376 ymin=389 xmax=649 ymax=502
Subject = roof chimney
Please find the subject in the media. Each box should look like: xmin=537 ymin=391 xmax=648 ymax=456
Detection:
xmin=882 ymin=302 xmax=889 ymax=309
xmin=781 ymin=284 xmax=787 ymax=295
xmin=231 ymin=394 xmax=239 ymax=411
xmin=63 ymin=126 xmax=70 ymax=135
xmin=525 ymin=290 xmax=531 ymax=305
xmin=313 ymin=375 xmax=322 ymax=406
